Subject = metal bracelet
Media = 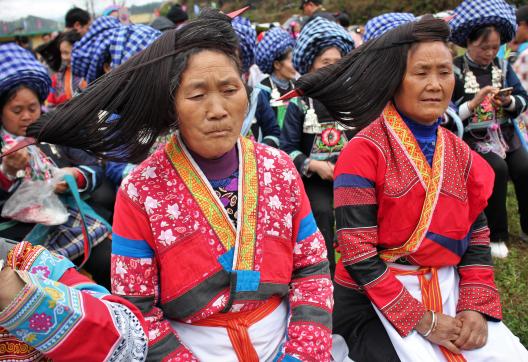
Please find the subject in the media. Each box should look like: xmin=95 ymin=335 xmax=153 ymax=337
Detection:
xmin=422 ymin=311 xmax=436 ymax=337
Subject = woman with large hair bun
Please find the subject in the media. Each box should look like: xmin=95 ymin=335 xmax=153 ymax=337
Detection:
xmin=280 ymin=16 xmax=355 ymax=276
xmin=282 ymin=14 xmax=528 ymax=362
xmin=26 ymin=9 xmax=333 ymax=361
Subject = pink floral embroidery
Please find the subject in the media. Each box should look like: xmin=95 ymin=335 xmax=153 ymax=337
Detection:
xmin=29 ymin=313 xmax=53 ymax=332
xmin=30 ymin=265 xmax=51 ymax=278
xmin=285 ymin=323 xmax=332 ymax=361
xmin=111 ymin=255 xmax=156 ymax=297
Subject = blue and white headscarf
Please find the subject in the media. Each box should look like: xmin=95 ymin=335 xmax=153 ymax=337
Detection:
xmin=363 ymin=12 xmax=416 ymax=42
xmin=0 ymin=43 xmax=51 ymax=102
xmin=255 ymin=27 xmax=295 ymax=75
xmin=232 ymin=17 xmax=257 ymax=74
xmin=450 ymin=0 xmax=517 ymax=47
xmin=292 ymin=17 xmax=354 ymax=75
xmin=72 ymin=16 xmax=161 ymax=83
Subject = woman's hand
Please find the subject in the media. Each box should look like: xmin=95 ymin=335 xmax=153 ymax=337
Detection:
xmin=491 ymin=93 xmax=513 ymax=108
xmin=468 ymin=86 xmax=497 ymax=111
xmin=416 ymin=311 xmax=463 ymax=354
xmin=54 ymin=167 xmax=79 ymax=194
xmin=308 ymin=160 xmax=334 ymax=181
xmin=0 ymin=267 xmax=25 ymax=310
xmin=453 ymin=311 xmax=488 ymax=350
xmin=2 ymin=149 xmax=29 ymax=177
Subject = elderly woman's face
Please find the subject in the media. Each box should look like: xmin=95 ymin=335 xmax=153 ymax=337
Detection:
xmin=175 ymin=50 xmax=247 ymax=159
xmin=310 ymin=46 xmax=342 ymax=73
xmin=467 ymin=29 xmax=500 ymax=66
xmin=1 ymin=87 xmax=41 ymax=136
xmin=393 ymin=41 xmax=454 ymax=125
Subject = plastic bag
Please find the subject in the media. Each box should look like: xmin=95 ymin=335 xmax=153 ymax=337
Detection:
xmin=1 ymin=173 xmax=69 ymax=226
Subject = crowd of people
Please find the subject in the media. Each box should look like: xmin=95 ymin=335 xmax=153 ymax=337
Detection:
xmin=0 ymin=0 xmax=527 ymax=361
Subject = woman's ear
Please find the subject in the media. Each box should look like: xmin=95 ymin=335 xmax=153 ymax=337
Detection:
xmin=103 ymin=63 xmax=112 ymax=74
xmin=244 ymin=83 xmax=251 ymax=99
xmin=273 ymin=59 xmax=281 ymax=72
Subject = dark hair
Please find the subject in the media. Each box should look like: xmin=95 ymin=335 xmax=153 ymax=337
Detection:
xmin=58 ymin=30 xmax=82 ymax=46
xmin=294 ymin=16 xmax=450 ymax=128
xmin=27 ymin=9 xmax=242 ymax=163
xmin=167 ymin=4 xmax=188 ymax=25
xmin=15 ymin=35 xmax=30 ymax=46
xmin=35 ymin=39 xmax=61 ymax=71
xmin=274 ymin=47 xmax=292 ymax=63
xmin=517 ymin=5 xmax=528 ymax=24
xmin=467 ymin=25 xmax=501 ymax=45
xmin=65 ymin=7 xmax=90 ymax=28
xmin=335 ymin=12 xmax=350 ymax=28
xmin=0 ymin=84 xmax=40 ymax=113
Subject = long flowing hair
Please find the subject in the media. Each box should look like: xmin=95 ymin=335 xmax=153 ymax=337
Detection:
xmin=294 ymin=16 xmax=450 ymax=128
xmin=27 ymin=10 xmax=242 ymax=163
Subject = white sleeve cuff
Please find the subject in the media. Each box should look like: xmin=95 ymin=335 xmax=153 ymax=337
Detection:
xmin=458 ymin=102 xmax=473 ymax=121
xmin=505 ymin=96 xmax=516 ymax=112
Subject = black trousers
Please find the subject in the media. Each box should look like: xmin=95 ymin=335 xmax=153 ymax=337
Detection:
xmin=73 ymin=236 xmax=112 ymax=291
xmin=333 ymin=283 xmax=400 ymax=362
xmin=479 ymin=147 xmax=528 ymax=241
xmin=303 ymin=176 xmax=335 ymax=274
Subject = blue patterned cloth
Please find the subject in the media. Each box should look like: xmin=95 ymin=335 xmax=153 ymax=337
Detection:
xmin=363 ymin=12 xmax=416 ymax=42
xmin=450 ymin=0 xmax=517 ymax=47
xmin=232 ymin=17 xmax=257 ymax=73
xmin=72 ymin=16 xmax=161 ymax=83
xmin=256 ymin=27 xmax=296 ymax=75
xmin=292 ymin=17 xmax=354 ymax=75
xmin=0 ymin=43 xmax=51 ymax=102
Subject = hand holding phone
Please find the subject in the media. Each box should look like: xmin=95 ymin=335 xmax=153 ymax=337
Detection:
xmin=495 ymin=87 xmax=513 ymax=98
xmin=492 ymin=87 xmax=513 ymax=108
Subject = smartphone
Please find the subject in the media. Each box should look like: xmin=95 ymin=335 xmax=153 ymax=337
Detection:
xmin=496 ymin=87 xmax=514 ymax=97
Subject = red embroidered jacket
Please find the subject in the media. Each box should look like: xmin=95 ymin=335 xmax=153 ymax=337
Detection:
xmin=334 ymin=114 xmax=501 ymax=337
xmin=0 ymin=241 xmax=147 ymax=361
xmin=111 ymin=137 xmax=333 ymax=361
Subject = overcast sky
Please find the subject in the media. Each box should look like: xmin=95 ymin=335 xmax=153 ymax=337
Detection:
xmin=0 ymin=0 xmax=158 ymax=22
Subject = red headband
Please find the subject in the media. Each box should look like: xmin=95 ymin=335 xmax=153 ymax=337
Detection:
xmin=0 ymin=137 xmax=37 ymax=159
xmin=276 ymin=89 xmax=304 ymax=101
xmin=227 ymin=6 xmax=250 ymax=19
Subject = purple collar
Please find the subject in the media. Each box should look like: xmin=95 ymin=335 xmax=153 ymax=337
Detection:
xmin=186 ymin=143 xmax=239 ymax=180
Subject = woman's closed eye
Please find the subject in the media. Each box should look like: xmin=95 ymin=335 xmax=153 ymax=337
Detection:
xmin=188 ymin=93 xmax=205 ymax=100
xmin=223 ymin=88 xmax=238 ymax=95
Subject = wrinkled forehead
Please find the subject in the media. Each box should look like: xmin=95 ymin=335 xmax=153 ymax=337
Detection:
xmin=407 ymin=41 xmax=452 ymax=65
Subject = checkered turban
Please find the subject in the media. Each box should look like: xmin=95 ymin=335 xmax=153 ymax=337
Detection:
xmin=450 ymin=0 xmax=517 ymax=47
xmin=255 ymin=27 xmax=295 ymax=75
xmin=0 ymin=43 xmax=51 ymax=102
xmin=72 ymin=16 xmax=161 ymax=83
xmin=292 ymin=17 xmax=354 ymax=75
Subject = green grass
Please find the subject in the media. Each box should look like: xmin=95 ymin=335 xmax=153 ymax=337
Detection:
xmin=494 ymin=183 xmax=528 ymax=347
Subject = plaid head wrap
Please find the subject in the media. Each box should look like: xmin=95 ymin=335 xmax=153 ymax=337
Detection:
xmin=232 ymin=17 xmax=257 ymax=73
xmin=363 ymin=12 xmax=416 ymax=42
xmin=256 ymin=27 xmax=295 ymax=75
xmin=450 ymin=0 xmax=517 ymax=47
xmin=72 ymin=16 xmax=161 ymax=83
xmin=0 ymin=43 xmax=51 ymax=102
xmin=292 ymin=17 xmax=354 ymax=75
